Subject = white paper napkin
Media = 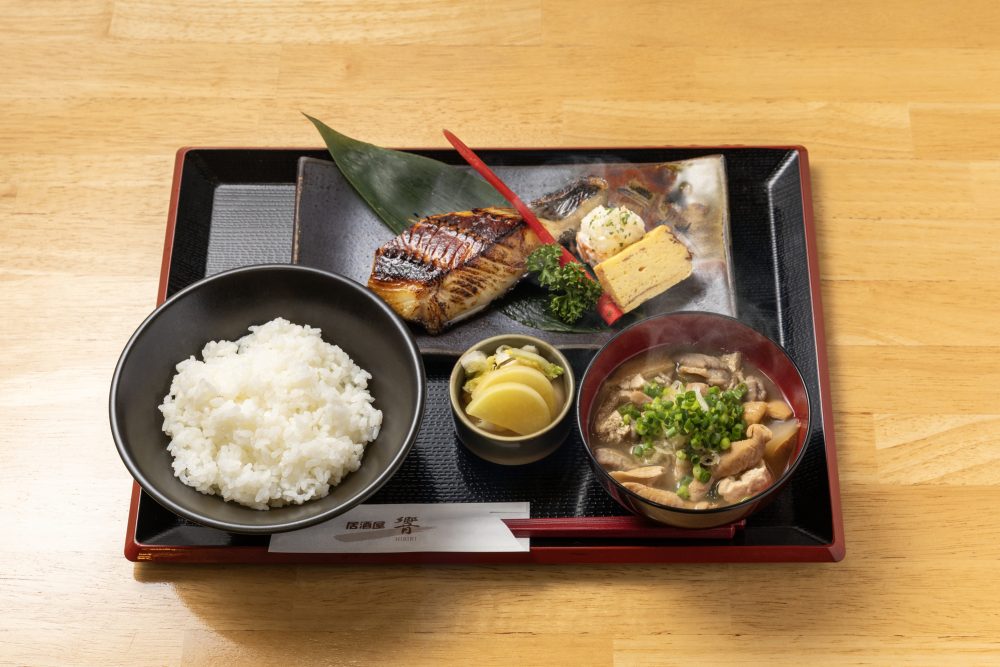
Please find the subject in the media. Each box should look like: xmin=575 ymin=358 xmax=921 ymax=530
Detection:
xmin=268 ymin=502 xmax=530 ymax=553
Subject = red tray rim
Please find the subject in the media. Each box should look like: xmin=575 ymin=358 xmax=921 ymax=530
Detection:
xmin=125 ymin=144 xmax=844 ymax=564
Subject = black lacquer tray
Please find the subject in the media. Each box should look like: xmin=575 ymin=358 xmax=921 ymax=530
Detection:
xmin=125 ymin=146 xmax=843 ymax=563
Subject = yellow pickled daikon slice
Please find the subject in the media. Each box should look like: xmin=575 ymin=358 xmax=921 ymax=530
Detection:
xmin=472 ymin=365 xmax=559 ymax=418
xmin=465 ymin=382 xmax=552 ymax=435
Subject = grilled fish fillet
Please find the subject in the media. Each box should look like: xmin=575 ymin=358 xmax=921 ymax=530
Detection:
xmin=367 ymin=178 xmax=608 ymax=334
xmin=368 ymin=207 xmax=542 ymax=334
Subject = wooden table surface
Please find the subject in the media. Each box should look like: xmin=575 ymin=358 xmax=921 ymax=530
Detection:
xmin=4 ymin=1 xmax=1000 ymax=664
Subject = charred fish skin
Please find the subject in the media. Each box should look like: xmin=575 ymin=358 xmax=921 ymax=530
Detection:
xmin=531 ymin=176 xmax=608 ymax=243
xmin=367 ymin=178 xmax=607 ymax=335
xmin=368 ymin=207 xmax=540 ymax=334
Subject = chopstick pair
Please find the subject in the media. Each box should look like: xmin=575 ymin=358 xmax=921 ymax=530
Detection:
xmin=443 ymin=129 xmax=624 ymax=326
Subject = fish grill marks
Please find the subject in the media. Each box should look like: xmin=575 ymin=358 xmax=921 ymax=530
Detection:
xmin=371 ymin=208 xmax=523 ymax=285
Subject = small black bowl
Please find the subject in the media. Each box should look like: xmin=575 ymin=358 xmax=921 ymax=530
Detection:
xmin=448 ymin=334 xmax=575 ymax=465
xmin=110 ymin=264 xmax=424 ymax=534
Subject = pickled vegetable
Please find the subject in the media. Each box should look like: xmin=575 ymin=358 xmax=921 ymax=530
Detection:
xmin=496 ymin=345 xmax=564 ymax=379
xmin=472 ymin=365 xmax=558 ymax=418
xmin=465 ymin=382 xmax=552 ymax=435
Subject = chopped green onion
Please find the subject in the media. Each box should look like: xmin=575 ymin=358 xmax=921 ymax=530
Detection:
xmin=693 ymin=464 xmax=711 ymax=483
xmin=617 ymin=403 xmax=641 ymax=420
xmin=676 ymin=485 xmax=690 ymax=500
xmin=643 ymin=381 xmax=664 ymax=398
xmin=618 ymin=378 xmax=749 ymax=471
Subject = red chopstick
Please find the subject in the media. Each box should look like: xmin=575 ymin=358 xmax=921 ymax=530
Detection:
xmin=442 ymin=129 xmax=624 ymax=325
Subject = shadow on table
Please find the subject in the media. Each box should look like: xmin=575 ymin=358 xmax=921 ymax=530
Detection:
xmin=133 ymin=558 xmax=849 ymax=661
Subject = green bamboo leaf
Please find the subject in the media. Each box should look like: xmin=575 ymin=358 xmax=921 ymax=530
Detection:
xmin=306 ymin=115 xmax=610 ymax=334
xmin=305 ymin=114 xmax=506 ymax=234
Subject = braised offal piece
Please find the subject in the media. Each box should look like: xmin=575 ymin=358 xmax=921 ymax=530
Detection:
xmin=590 ymin=349 xmax=800 ymax=510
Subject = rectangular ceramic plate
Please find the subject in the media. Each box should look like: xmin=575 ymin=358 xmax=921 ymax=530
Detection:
xmin=125 ymin=146 xmax=844 ymax=563
xmin=294 ymin=154 xmax=736 ymax=353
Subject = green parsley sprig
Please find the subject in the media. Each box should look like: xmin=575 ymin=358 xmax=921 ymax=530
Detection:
xmin=525 ymin=244 xmax=603 ymax=324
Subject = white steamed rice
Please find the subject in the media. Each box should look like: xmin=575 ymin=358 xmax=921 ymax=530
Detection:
xmin=158 ymin=317 xmax=382 ymax=510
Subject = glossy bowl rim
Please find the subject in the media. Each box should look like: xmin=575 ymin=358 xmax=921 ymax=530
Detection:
xmin=108 ymin=263 xmax=426 ymax=534
xmin=576 ymin=310 xmax=812 ymax=516
xmin=449 ymin=334 xmax=575 ymax=442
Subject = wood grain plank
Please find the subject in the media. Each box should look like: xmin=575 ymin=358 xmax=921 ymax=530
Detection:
xmin=874 ymin=414 xmax=1000 ymax=485
xmin=824 ymin=281 xmax=1000 ymax=345
xmin=829 ymin=411 xmax=876 ymax=486
xmin=180 ymin=630 xmax=609 ymax=666
xmin=829 ymin=346 xmax=1000 ymax=414
xmin=120 ymin=563 xmax=732 ymax=637
xmin=259 ymin=96 xmax=566 ymax=149
xmin=3 ymin=0 xmax=1000 ymax=664
xmin=811 ymin=159 xmax=979 ymax=221
xmin=0 ymin=97 xmax=266 ymax=155
xmin=0 ymin=274 xmax=159 ymax=372
xmin=277 ymin=44 xmax=701 ymax=101
xmin=2 ymin=0 xmax=110 ymax=39
xmin=561 ymin=101 xmax=913 ymax=160
xmin=840 ymin=486 xmax=1000 ymax=561
xmin=971 ymin=161 xmax=1000 ymax=215
xmin=109 ymin=1 xmax=543 ymax=45
xmin=542 ymin=0 xmax=1000 ymax=49
xmin=0 ymin=42 xmax=281 ymax=100
xmin=1 ymin=153 xmax=174 ymax=185
xmin=0 ymin=179 xmax=16 ymax=212
xmin=614 ymin=635 xmax=1000 ymax=666
xmin=727 ymin=558 xmax=1000 ymax=636
xmin=816 ymin=218 xmax=1000 ymax=281
xmin=277 ymin=46 xmax=1000 ymax=104
xmin=685 ymin=48 xmax=1000 ymax=103
xmin=0 ymin=628 xmax=183 ymax=667
xmin=911 ymin=106 xmax=1000 ymax=159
